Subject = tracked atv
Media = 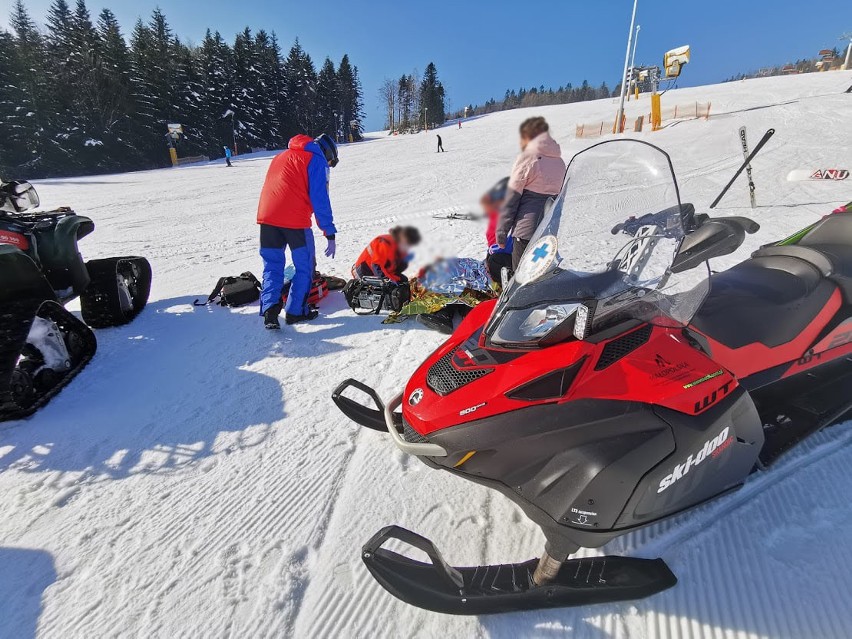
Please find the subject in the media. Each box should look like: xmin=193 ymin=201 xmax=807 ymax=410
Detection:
xmin=334 ymin=140 xmax=852 ymax=614
xmin=0 ymin=179 xmax=151 ymax=422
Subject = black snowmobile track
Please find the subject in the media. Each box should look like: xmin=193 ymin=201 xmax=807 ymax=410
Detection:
xmin=362 ymin=526 xmax=676 ymax=615
xmin=80 ymin=257 xmax=152 ymax=328
xmin=0 ymin=300 xmax=96 ymax=422
xmin=756 ymin=354 xmax=852 ymax=465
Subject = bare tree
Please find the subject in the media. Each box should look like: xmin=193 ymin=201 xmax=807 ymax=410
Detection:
xmin=409 ymin=69 xmax=421 ymax=130
xmin=378 ymin=77 xmax=396 ymax=132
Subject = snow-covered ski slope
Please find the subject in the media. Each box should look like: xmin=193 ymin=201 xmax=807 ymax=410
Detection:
xmin=1 ymin=71 xmax=851 ymax=639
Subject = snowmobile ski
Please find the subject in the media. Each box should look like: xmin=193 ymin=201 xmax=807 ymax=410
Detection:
xmin=786 ymin=169 xmax=849 ymax=182
xmin=710 ymin=128 xmax=775 ymax=208
xmin=331 ymin=378 xmax=403 ymax=433
xmin=362 ymin=526 xmax=677 ymax=615
xmin=739 ymin=126 xmax=757 ymax=208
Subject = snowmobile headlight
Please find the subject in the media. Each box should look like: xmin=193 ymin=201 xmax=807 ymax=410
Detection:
xmin=574 ymin=303 xmax=593 ymax=340
xmin=491 ymin=303 xmax=579 ymax=346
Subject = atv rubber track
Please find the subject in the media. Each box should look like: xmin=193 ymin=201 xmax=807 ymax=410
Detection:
xmin=80 ymin=256 xmax=152 ymax=328
xmin=0 ymin=300 xmax=96 ymax=422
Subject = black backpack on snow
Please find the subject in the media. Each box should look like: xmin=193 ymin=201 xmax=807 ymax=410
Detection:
xmin=194 ymin=272 xmax=261 ymax=307
xmin=343 ymin=276 xmax=410 ymax=315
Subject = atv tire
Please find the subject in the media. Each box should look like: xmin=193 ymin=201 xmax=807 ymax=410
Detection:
xmin=80 ymin=257 xmax=152 ymax=328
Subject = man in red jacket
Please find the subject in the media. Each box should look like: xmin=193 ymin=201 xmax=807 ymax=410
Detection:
xmin=353 ymin=226 xmax=421 ymax=282
xmin=257 ymin=134 xmax=339 ymax=329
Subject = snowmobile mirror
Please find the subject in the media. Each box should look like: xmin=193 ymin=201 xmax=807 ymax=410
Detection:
xmin=671 ymin=217 xmax=757 ymax=273
xmin=0 ymin=180 xmax=40 ymax=213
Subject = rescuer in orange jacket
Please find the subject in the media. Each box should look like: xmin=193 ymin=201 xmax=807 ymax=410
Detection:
xmin=257 ymin=133 xmax=339 ymax=329
xmin=354 ymin=226 xmax=422 ymax=283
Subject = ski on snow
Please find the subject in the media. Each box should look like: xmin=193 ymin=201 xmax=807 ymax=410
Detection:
xmin=710 ymin=128 xmax=775 ymax=209
xmin=787 ymin=169 xmax=849 ymax=182
xmin=433 ymin=211 xmax=482 ymax=221
xmin=739 ymin=126 xmax=757 ymax=208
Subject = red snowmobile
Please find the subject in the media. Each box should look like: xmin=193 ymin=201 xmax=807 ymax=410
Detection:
xmin=333 ymin=140 xmax=852 ymax=614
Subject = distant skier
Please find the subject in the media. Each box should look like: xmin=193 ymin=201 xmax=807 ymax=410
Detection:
xmin=458 ymin=120 xmax=462 ymax=129
xmin=496 ymin=117 xmax=566 ymax=270
xmin=224 ymin=146 xmax=233 ymax=167
xmin=437 ymin=135 xmax=444 ymax=153
xmin=256 ymin=134 xmax=339 ymax=329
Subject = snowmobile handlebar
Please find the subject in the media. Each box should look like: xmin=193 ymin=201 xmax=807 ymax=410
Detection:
xmin=610 ymin=204 xmax=697 ymax=238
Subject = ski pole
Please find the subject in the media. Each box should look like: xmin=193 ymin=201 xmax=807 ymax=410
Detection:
xmin=710 ymin=128 xmax=775 ymax=209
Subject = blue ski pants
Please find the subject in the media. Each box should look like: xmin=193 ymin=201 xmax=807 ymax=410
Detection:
xmin=259 ymin=225 xmax=316 ymax=316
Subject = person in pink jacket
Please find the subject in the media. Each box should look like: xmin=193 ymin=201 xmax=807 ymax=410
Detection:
xmin=496 ymin=117 xmax=566 ymax=269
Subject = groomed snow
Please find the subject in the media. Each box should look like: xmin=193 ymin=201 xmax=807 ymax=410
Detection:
xmin=1 ymin=70 xmax=851 ymax=638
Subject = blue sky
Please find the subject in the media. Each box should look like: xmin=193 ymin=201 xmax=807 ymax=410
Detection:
xmin=3 ymin=0 xmax=851 ymax=130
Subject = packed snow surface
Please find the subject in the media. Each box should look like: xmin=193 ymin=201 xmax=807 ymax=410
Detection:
xmin=2 ymin=71 xmax=851 ymax=638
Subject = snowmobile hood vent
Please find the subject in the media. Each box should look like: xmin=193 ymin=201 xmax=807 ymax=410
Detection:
xmin=426 ymin=351 xmax=493 ymax=396
xmin=507 ymin=357 xmax=587 ymax=401
xmin=595 ymin=325 xmax=652 ymax=370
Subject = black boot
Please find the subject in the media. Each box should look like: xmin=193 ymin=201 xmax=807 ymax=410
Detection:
xmin=263 ymin=303 xmax=282 ymax=330
xmin=285 ymin=309 xmax=320 ymax=325
xmin=417 ymin=307 xmax=455 ymax=335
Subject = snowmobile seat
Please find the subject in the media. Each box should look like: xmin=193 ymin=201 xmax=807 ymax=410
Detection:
xmin=748 ymin=212 xmax=852 ymax=301
xmin=753 ymin=243 xmax=852 ymax=301
xmin=692 ymin=255 xmax=837 ymax=350
xmin=34 ymin=215 xmax=94 ymax=297
xmin=751 ymin=245 xmax=833 ymax=276
xmin=797 ymin=211 xmax=852 ymax=286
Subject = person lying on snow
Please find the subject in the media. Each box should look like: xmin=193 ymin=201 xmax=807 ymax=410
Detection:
xmin=386 ymin=257 xmax=497 ymax=334
xmin=257 ymin=133 xmax=339 ymax=330
xmin=409 ymin=179 xmax=513 ymax=334
xmin=353 ymin=226 xmax=422 ymax=283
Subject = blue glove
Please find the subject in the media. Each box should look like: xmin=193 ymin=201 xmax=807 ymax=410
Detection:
xmin=488 ymin=244 xmax=501 ymax=255
xmin=325 ymin=238 xmax=336 ymax=259
xmin=404 ymin=252 xmax=415 ymax=262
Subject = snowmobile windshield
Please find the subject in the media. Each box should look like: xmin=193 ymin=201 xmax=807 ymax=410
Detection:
xmin=485 ymin=139 xmax=710 ymax=348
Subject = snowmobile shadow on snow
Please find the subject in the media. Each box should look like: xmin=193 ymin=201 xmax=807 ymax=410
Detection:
xmin=0 ymin=296 xmax=287 ymax=478
xmin=0 ymin=547 xmax=56 ymax=639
